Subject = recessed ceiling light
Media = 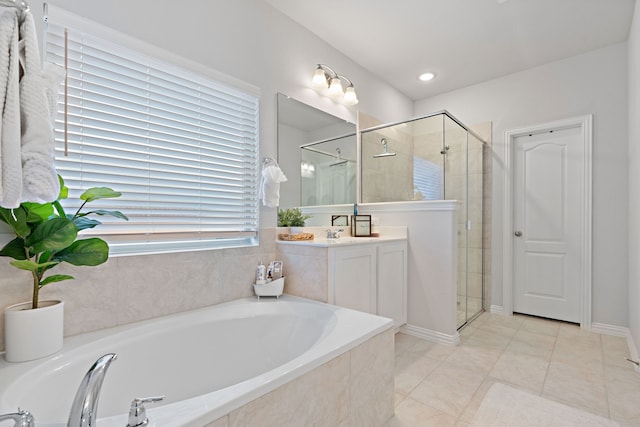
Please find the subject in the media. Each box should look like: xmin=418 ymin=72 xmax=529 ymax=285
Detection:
xmin=418 ymin=72 xmax=435 ymax=82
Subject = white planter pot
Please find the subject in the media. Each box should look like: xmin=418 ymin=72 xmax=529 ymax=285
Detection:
xmin=4 ymin=300 xmax=64 ymax=363
xmin=289 ymin=226 xmax=304 ymax=234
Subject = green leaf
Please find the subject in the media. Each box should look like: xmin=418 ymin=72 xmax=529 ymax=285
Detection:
xmin=72 ymin=216 xmax=102 ymax=231
xmin=10 ymin=259 xmax=58 ymax=272
xmin=0 ymin=237 xmax=28 ymax=260
xmin=54 ymin=238 xmax=109 ymax=266
xmin=82 ymin=209 xmax=129 ymax=221
xmin=80 ymin=187 xmax=121 ymax=203
xmin=26 ymin=217 xmax=77 ymax=253
xmin=23 ymin=202 xmax=54 ymax=223
xmin=40 ymin=274 xmax=75 ymax=287
xmin=0 ymin=206 xmax=31 ymax=238
xmin=57 ymin=175 xmax=68 ymax=200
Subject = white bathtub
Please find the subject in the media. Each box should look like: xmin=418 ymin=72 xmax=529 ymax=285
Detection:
xmin=0 ymin=295 xmax=393 ymax=426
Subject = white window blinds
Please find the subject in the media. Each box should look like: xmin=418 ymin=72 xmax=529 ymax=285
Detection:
xmin=44 ymin=21 xmax=260 ymax=255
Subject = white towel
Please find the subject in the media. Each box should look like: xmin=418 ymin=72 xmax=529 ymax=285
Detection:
xmin=18 ymin=12 xmax=64 ymax=204
xmin=260 ymin=164 xmax=288 ymax=208
xmin=0 ymin=7 xmax=22 ymax=208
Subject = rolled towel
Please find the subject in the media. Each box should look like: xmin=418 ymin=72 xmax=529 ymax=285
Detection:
xmin=260 ymin=164 xmax=288 ymax=208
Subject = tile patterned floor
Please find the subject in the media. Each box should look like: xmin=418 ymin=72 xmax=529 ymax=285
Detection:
xmin=387 ymin=312 xmax=640 ymax=426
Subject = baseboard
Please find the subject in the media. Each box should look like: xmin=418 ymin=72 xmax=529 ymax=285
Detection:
xmin=627 ymin=331 xmax=640 ymax=374
xmin=400 ymin=324 xmax=460 ymax=346
xmin=490 ymin=305 xmax=504 ymax=315
xmin=591 ymin=322 xmax=628 ymax=337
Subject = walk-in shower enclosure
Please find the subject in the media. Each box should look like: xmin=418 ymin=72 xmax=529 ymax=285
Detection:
xmin=360 ymin=112 xmax=485 ymax=328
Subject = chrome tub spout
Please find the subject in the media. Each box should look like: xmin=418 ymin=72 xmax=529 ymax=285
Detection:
xmin=0 ymin=409 xmax=34 ymax=427
xmin=67 ymin=353 xmax=117 ymax=427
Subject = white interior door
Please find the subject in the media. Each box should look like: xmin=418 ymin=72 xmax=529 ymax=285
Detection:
xmin=513 ymin=126 xmax=582 ymax=323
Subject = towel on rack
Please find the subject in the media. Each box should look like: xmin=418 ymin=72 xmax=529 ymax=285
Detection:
xmin=0 ymin=7 xmax=22 ymax=208
xmin=18 ymin=12 xmax=64 ymax=205
xmin=259 ymin=162 xmax=287 ymax=208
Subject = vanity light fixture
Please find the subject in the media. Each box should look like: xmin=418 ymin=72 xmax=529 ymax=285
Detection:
xmin=311 ymin=64 xmax=359 ymax=106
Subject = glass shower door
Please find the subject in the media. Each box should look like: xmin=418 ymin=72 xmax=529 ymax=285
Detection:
xmin=443 ymin=116 xmax=469 ymax=328
xmin=467 ymin=133 xmax=484 ymax=323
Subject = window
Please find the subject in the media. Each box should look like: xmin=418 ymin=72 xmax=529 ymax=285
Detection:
xmin=44 ymin=16 xmax=260 ymax=255
xmin=413 ymin=156 xmax=443 ymax=200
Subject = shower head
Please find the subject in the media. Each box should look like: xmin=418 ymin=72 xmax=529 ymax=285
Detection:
xmin=330 ymin=147 xmax=349 ymax=166
xmin=373 ymin=138 xmax=396 ymax=158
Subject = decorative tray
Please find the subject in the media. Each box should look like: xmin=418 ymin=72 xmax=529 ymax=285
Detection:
xmin=278 ymin=233 xmax=314 ymax=241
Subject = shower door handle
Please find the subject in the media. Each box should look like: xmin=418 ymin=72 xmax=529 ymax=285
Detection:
xmin=514 ymin=231 xmax=522 ymax=237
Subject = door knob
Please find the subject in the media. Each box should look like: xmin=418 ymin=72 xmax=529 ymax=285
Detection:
xmin=514 ymin=231 xmax=522 ymax=237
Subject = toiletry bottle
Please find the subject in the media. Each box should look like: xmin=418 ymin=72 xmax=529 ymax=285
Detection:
xmin=354 ymin=202 xmax=358 ymax=215
xmin=266 ymin=261 xmax=274 ymax=282
xmin=256 ymin=261 xmax=266 ymax=284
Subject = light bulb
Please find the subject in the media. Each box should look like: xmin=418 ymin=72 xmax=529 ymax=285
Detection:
xmin=343 ymin=85 xmax=359 ymax=105
xmin=328 ymin=77 xmax=344 ymax=99
xmin=311 ymin=67 xmax=327 ymax=89
xmin=418 ymin=72 xmax=435 ymax=81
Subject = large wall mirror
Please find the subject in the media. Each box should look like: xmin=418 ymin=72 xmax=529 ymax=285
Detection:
xmin=276 ymin=94 xmax=356 ymax=209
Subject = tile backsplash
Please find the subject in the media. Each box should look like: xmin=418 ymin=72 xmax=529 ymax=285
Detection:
xmin=0 ymin=229 xmax=277 ymax=352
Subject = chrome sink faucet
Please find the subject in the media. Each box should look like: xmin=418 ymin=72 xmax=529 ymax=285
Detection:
xmin=326 ymin=228 xmax=344 ymax=239
xmin=0 ymin=409 xmax=34 ymax=427
xmin=67 ymin=353 xmax=117 ymax=427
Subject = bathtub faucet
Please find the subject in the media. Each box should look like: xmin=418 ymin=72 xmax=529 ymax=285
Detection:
xmin=67 ymin=353 xmax=117 ymax=427
xmin=126 ymin=395 xmax=165 ymax=427
xmin=0 ymin=409 xmax=34 ymax=427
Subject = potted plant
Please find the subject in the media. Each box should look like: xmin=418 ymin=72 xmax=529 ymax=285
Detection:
xmin=277 ymin=208 xmax=312 ymax=233
xmin=0 ymin=175 xmax=127 ymax=362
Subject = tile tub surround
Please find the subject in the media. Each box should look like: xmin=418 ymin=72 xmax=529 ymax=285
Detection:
xmin=1 ymin=296 xmax=394 ymax=426
xmin=205 ymin=328 xmax=395 ymax=427
xmin=0 ymin=228 xmax=278 ymax=352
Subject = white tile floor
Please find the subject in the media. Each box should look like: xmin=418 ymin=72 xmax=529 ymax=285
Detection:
xmin=387 ymin=312 xmax=640 ymax=426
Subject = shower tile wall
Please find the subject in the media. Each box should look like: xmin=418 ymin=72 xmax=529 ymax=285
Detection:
xmin=361 ymin=116 xmax=444 ymax=203
xmin=361 ymin=126 xmax=415 ymax=202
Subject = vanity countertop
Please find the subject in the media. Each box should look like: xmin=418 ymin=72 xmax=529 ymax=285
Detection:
xmin=275 ymin=226 xmax=407 ymax=247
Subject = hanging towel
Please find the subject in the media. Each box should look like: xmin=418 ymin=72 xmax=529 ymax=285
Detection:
xmin=18 ymin=12 xmax=64 ymax=204
xmin=0 ymin=7 xmax=22 ymax=208
xmin=260 ymin=162 xmax=288 ymax=208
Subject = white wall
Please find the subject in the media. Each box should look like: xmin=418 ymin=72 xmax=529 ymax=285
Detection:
xmin=628 ymin=3 xmax=640 ymax=356
xmin=0 ymin=0 xmax=413 ymax=350
xmin=358 ymin=202 xmax=460 ymax=342
xmin=415 ymin=43 xmax=629 ymax=327
xmin=28 ymin=0 xmax=413 ymax=227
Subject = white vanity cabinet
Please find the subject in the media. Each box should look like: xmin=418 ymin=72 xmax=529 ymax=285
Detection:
xmin=328 ymin=240 xmax=407 ymax=329
xmin=329 ymin=244 xmax=377 ymax=314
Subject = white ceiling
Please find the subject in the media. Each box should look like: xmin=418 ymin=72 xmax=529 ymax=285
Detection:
xmin=265 ymin=0 xmax=636 ymax=101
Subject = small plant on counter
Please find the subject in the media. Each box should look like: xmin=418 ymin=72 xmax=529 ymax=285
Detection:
xmin=0 ymin=175 xmax=128 ymax=309
xmin=277 ymin=208 xmax=312 ymax=227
